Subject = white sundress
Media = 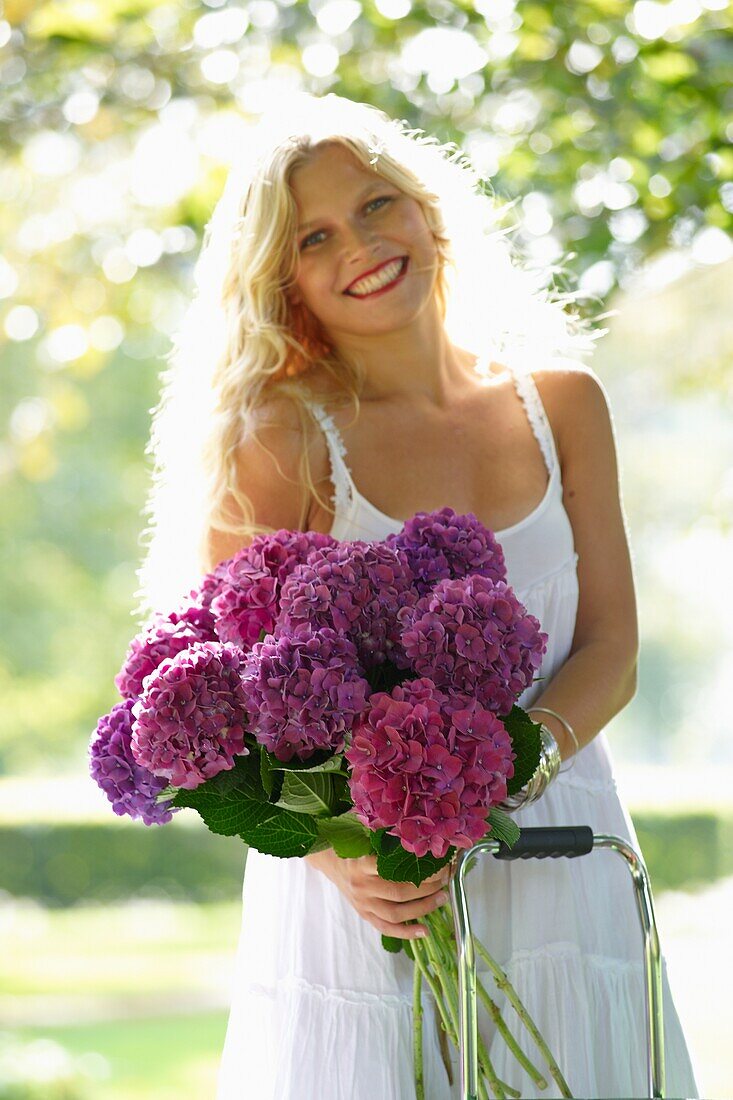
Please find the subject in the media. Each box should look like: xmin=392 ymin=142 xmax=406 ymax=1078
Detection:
xmin=216 ymin=362 xmax=701 ymax=1100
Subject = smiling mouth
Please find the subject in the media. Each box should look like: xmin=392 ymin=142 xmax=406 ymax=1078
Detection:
xmin=344 ymin=257 xmax=409 ymax=297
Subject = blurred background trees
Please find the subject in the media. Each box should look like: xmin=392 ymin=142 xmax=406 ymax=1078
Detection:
xmin=0 ymin=0 xmax=731 ymax=778
xmin=0 ymin=1 xmax=731 ymax=1096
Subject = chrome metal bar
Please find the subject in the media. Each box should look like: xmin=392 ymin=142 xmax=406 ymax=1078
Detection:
xmin=451 ymin=840 xmax=501 ymax=1100
xmin=592 ymin=834 xmax=666 ymax=1100
xmin=448 ymin=828 xmax=666 ymax=1100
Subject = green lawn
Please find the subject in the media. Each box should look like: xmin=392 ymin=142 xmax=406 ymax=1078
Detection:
xmin=3 ymin=1013 xmax=227 ymax=1099
xmin=2 ymin=888 xmax=730 ymax=1098
xmin=1 ymin=900 xmax=240 ymax=1097
xmin=1 ymin=899 xmax=240 ymax=999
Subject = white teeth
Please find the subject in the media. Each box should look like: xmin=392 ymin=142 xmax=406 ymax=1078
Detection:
xmin=348 ymin=258 xmax=404 ymax=296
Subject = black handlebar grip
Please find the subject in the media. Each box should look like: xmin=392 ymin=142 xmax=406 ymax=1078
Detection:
xmin=493 ymin=825 xmax=594 ymax=861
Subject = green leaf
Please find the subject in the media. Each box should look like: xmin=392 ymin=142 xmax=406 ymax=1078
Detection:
xmin=171 ymin=784 xmax=268 ymax=838
xmin=275 ymin=771 xmax=338 ymax=816
xmin=170 ymin=753 xmax=318 ymax=856
xmin=371 ymin=828 xmax=452 ymax=886
xmin=317 ymin=812 xmax=373 ymax=858
xmin=241 ymin=804 xmax=319 ymax=858
xmin=269 ymin=751 xmax=346 ymax=774
xmin=169 ymin=750 xmax=266 ymax=809
xmin=381 ymin=934 xmax=404 ymax=953
xmin=487 ymin=807 xmax=521 ymax=849
xmin=501 ymin=706 xmax=543 ymax=795
xmin=259 ymin=745 xmax=284 ymax=803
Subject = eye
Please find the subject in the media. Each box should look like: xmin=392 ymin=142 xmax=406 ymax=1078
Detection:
xmin=366 ymin=195 xmax=392 ymax=213
xmin=300 ymin=195 xmax=393 ymax=250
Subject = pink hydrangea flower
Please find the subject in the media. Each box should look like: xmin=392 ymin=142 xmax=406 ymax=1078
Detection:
xmin=277 ymin=541 xmax=416 ymax=670
xmin=397 ymin=574 xmax=547 ymax=715
xmin=240 ymin=627 xmax=371 ymax=762
xmin=115 ymin=605 xmax=218 ymax=699
xmin=188 ymin=559 xmax=230 ymax=610
xmin=131 ymin=642 xmax=249 ymax=790
xmin=346 ymin=679 xmax=515 ymax=859
xmin=386 ymin=507 xmax=507 ymax=596
xmin=209 ymin=530 xmax=337 ymax=650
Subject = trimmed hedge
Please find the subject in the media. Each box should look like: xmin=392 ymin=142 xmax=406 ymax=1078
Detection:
xmin=0 ymin=810 xmax=731 ymax=907
xmin=0 ymin=820 xmax=247 ymax=907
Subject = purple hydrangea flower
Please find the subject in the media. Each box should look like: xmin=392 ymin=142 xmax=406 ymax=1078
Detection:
xmin=210 ymin=529 xmax=338 ymax=650
xmin=89 ymin=699 xmax=177 ymax=826
xmin=397 ymin=574 xmax=547 ymax=716
xmin=240 ymin=627 xmax=371 ymax=762
xmin=277 ymin=541 xmax=417 ymax=670
xmin=345 ymin=678 xmax=515 ymax=859
xmin=131 ymin=642 xmax=250 ymax=790
xmin=115 ymin=605 xmax=218 ymax=699
xmin=386 ymin=507 xmax=507 ymax=596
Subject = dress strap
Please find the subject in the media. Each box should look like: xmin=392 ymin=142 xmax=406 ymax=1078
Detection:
xmin=305 ymin=400 xmax=355 ymax=515
xmin=506 ymin=365 xmax=559 ymax=479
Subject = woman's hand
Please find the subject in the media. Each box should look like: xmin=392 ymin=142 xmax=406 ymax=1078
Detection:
xmin=305 ymin=848 xmax=451 ymax=941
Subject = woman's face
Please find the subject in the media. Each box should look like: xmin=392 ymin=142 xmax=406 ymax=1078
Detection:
xmin=287 ymin=143 xmax=439 ymax=342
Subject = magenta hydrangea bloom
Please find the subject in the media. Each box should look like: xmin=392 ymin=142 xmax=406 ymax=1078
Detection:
xmin=397 ymin=574 xmax=547 ymax=716
xmin=89 ymin=699 xmax=178 ymax=825
xmin=210 ymin=529 xmax=338 ymax=650
xmin=240 ymin=627 xmax=370 ymax=762
xmin=386 ymin=507 xmax=507 ymax=596
xmin=189 ymin=559 xmax=231 ymax=610
xmin=115 ymin=605 xmax=218 ymax=699
xmin=345 ymin=679 xmax=515 ymax=859
xmin=131 ymin=642 xmax=249 ymax=790
xmin=277 ymin=541 xmax=416 ymax=670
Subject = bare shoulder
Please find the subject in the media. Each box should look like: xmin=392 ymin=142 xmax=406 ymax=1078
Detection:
xmin=531 ymin=360 xmax=637 ymax=658
xmin=206 ymin=390 xmax=320 ymax=568
xmin=529 ymin=361 xmax=613 ymax=474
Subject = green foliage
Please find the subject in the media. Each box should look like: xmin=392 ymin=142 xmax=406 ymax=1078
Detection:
xmin=0 ymin=0 xmax=729 ymax=784
xmin=381 ymin=934 xmax=405 ymax=954
xmin=0 ymin=821 xmax=248 ymax=907
xmin=503 ymin=706 xmax=543 ymax=795
xmin=316 ymin=811 xmax=374 ymax=858
xmin=171 ymin=755 xmax=320 ymax=858
xmin=487 ymin=807 xmax=521 ymax=849
xmin=1 ymin=808 xmax=730 ymax=907
xmin=371 ymin=827 xmax=453 ymax=886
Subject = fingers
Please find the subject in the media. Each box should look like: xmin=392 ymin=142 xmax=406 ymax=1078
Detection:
xmin=367 ymin=885 xmax=450 ymax=939
xmin=369 ymin=916 xmax=430 ymax=941
xmin=369 ymin=887 xmax=450 ymax=929
xmin=380 ymin=873 xmax=451 ymax=903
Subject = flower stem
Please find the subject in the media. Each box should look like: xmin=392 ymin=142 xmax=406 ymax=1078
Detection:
xmin=470 ymin=935 xmax=573 ymax=1098
xmin=423 ymin=914 xmax=508 ymax=1100
xmin=432 ymin=908 xmax=548 ymax=1091
xmin=412 ymin=951 xmax=425 ymax=1100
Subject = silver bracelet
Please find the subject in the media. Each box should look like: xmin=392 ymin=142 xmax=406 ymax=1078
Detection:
xmin=527 ymin=706 xmax=579 ymax=775
xmin=498 ymin=723 xmax=561 ymax=812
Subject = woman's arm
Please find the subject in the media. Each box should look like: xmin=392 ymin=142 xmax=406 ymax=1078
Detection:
xmin=529 ymin=367 xmax=639 ymax=764
xmin=206 ymin=394 xmax=313 ymax=569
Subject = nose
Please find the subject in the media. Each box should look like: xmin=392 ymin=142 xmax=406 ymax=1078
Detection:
xmin=344 ymin=238 xmax=383 ymax=286
xmin=341 ymin=222 xmax=381 ymax=263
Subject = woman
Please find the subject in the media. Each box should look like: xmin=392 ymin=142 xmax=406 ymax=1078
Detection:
xmin=137 ymin=94 xmax=701 ymax=1099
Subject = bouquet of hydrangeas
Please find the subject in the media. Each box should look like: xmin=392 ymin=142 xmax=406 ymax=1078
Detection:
xmin=90 ymin=508 xmax=572 ymax=1100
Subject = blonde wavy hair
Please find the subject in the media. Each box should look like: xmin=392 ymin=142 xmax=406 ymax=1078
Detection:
xmin=135 ymin=92 xmax=607 ymax=620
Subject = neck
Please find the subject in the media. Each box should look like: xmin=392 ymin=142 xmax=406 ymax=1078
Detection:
xmin=329 ymin=311 xmax=484 ymax=409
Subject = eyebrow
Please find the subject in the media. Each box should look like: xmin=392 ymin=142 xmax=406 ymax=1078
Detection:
xmin=297 ymin=182 xmax=385 ymax=234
